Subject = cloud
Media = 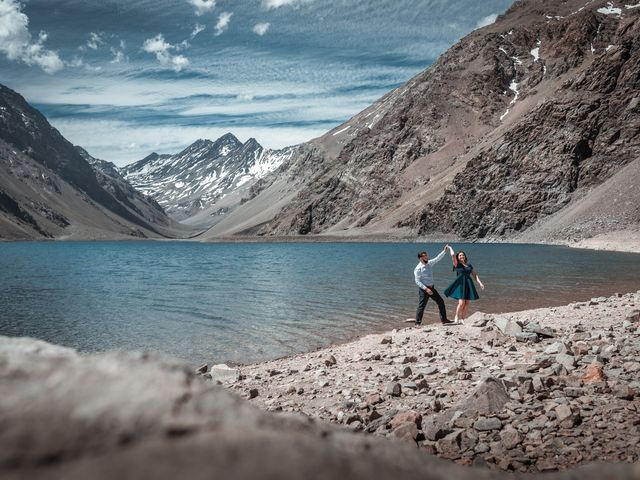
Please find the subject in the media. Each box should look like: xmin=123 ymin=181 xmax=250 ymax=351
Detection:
xmin=86 ymin=32 xmax=104 ymax=50
xmin=186 ymin=0 xmax=215 ymax=16
xmin=252 ymin=22 xmax=270 ymax=36
xmin=110 ymin=47 xmax=128 ymax=64
xmin=50 ymin=118 xmax=329 ymax=165
xmin=142 ymin=34 xmax=189 ymax=71
xmin=190 ymin=23 xmax=206 ymax=39
xmin=476 ymin=13 xmax=498 ymax=28
xmin=214 ymin=12 xmax=232 ymax=36
xmin=262 ymin=0 xmax=304 ymax=9
xmin=0 ymin=0 xmax=64 ymax=73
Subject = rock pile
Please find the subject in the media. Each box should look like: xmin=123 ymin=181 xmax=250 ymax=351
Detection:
xmin=222 ymin=292 xmax=640 ymax=472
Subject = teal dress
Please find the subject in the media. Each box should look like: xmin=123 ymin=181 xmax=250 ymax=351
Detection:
xmin=444 ymin=263 xmax=479 ymax=300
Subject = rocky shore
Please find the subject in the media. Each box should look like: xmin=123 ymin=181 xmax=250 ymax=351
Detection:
xmin=205 ymin=291 xmax=640 ymax=473
xmin=2 ymin=293 xmax=639 ymax=479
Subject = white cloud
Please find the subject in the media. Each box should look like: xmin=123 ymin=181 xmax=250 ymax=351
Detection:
xmin=142 ymin=34 xmax=189 ymax=72
xmin=67 ymin=56 xmax=84 ymax=68
xmin=50 ymin=118 xmax=327 ymax=165
xmin=0 ymin=0 xmax=64 ymax=73
xmin=214 ymin=12 xmax=233 ymax=36
xmin=110 ymin=47 xmax=127 ymax=64
xmin=476 ymin=13 xmax=498 ymax=28
xmin=86 ymin=32 xmax=103 ymax=50
xmin=262 ymin=0 xmax=309 ymax=9
xmin=190 ymin=23 xmax=206 ymax=39
xmin=252 ymin=22 xmax=270 ymax=36
xmin=187 ymin=0 xmax=215 ymax=16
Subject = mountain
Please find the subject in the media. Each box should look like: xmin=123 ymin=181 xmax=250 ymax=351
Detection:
xmin=0 ymin=84 xmax=190 ymax=240
xmin=76 ymin=147 xmax=179 ymax=232
xmin=122 ymin=134 xmax=295 ymax=225
xmin=199 ymin=0 xmax=640 ymax=243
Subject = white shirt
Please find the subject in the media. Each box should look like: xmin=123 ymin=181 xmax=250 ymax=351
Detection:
xmin=414 ymin=249 xmax=447 ymax=289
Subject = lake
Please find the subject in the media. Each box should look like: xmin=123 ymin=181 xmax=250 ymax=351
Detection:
xmin=0 ymin=241 xmax=638 ymax=365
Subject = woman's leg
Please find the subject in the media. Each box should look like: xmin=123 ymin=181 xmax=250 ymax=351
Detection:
xmin=455 ymin=300 xmax=465 ymax=322
xmin=462 ymin=300 xmax=471 ymax=319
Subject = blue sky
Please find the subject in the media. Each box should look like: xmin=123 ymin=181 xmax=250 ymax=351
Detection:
xmin=0 ymin=0 xmax=514 ymax=165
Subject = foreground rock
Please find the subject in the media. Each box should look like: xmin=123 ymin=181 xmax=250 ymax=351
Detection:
xmin=226 ymin=292 xmax=640 ymax=473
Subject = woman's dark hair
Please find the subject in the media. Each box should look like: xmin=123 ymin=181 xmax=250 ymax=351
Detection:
xmin=453 ymin=250 xmax=468 ymax=271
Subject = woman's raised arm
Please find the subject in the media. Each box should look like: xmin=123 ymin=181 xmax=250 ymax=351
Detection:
xmin=448 ymin=245 xmax=457 ymax=267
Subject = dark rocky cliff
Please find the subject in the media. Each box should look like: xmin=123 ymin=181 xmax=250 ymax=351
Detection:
xmin=231 ymin=0 xmax=639 ymax=240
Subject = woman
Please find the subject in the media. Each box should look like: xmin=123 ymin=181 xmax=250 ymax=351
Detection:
xmin=444 ymin=247 xmax=484 ymax=324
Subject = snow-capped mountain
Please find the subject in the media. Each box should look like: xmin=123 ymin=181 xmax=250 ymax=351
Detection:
xmin=122 ymin=133 xmax=294 ymax=222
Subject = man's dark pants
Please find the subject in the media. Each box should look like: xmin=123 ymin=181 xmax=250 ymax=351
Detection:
xmin=415 ymin=286 xmax=448 ymax=325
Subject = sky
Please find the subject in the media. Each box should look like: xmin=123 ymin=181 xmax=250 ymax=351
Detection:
xmin=0 ymin=0 xmax=514 ymax=166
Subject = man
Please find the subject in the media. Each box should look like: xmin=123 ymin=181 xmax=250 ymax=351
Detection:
xmin=414 ymin=245 xmax=453 ymax=326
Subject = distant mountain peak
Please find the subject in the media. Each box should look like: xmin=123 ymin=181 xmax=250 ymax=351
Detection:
xmin=122 ymin=132 xmax=290 ymax=222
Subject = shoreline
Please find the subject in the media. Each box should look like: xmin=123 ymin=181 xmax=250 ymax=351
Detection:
xmin=3 ymin=235 xmax=640 ymax=255
xmin=211 ymin=290 xmax=640 ymax=472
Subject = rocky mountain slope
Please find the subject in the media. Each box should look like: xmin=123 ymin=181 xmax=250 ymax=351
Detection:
xmin=200 ymin=0 xmax=640 ymax=242
xmin=122 ymin=134 xmax=294 ymax=225
xmin=0 ymin=83 xmax=190 ymax=240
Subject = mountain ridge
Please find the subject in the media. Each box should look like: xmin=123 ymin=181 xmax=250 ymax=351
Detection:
xmin=122 ymin=134 xmax=295 ymax=225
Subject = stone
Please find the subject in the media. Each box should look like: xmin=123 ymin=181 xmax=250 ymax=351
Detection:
xmin=402 ymin=381 xmax=418 ymax=391
xmin=324 ymin=355 xmax=337 ymax=367
xmin=401 ymin=366 xmax=413 ymax=378
xmin=210 ymin=364 xmax=241 ymax=382
xmin=473 ymin=417 xmax=502 ymax=431
xmin=390 ymin=411 xmax=422 ymax=429
xmin=436 ymin=430 xmax=463 ymax=459
xmin=544 ymin=342 xmax=571 ymax=355
xmin=515 ymin=332 xmax=539 ymax=343
xmin=555 ymin=404 xmax=573 ymax=422
xmin=525 ymin=323 xmax=555 ymax=338
xmin=368 ymin=410 xmax=383 ymax=422
xmin=459 ymin=429 xmax=479 ymax=451
xmin=555 ymin=353 xmax=576 ymax=371
xmin=423 ymin=417 xmax=450 ymax=441
xmin=613 ymin=385 xmax=636 ymax=400
xmin=248 ymin=388 xmax=259 ymax=399
xmin=391 ymin=422 xmax=418 ymax=443
xmin=385 ymin=382 xmax=402 ymax=397
xmin=402 ymin=356 xmax=418 ymax=364
xmin=365 ymin=393 xmax=384 ymax=405
xmin=381 ymin=336 xmax=392 ymax=345
xmin=467 ymin=312 xmax=492 ymax=327
xmin=493 ymin=317 xmax=523 ymax=336
xmin=454 ymin=377 xmax=511 ymax=415
xmin=417 ymin=379 xmax=429 ymax=391
xmin=582 ymin=363 xmax=607 ymax=383
xmin=625 ymin=309 xmax=640 ymax=323
xmin=499 ymin=426 xmax=522 ymax=449
xmin=345 ymin=414 xmax=363 ymax=425
xmin=195 ymin=363 xmax=208 ymax=375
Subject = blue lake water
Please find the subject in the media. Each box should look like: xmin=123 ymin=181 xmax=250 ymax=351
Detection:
xmin=0 ymin=241 xmax=639 ymax=365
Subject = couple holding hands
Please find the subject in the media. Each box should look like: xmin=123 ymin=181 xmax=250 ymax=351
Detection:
xmin=413 ymin=244 xmax=484 ymax=326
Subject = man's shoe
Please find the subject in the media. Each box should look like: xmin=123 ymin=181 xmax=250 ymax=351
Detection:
xmin=415 ymin=322 xmax=422 ymax=327
xmin=441 ymin=319 xmax=454 ymax=325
